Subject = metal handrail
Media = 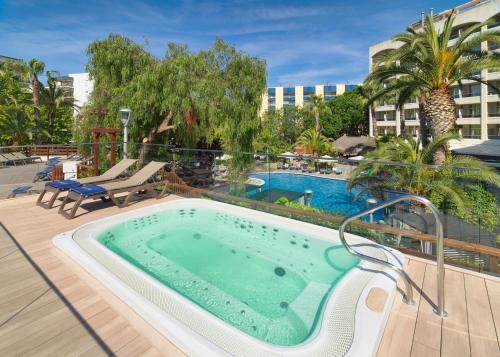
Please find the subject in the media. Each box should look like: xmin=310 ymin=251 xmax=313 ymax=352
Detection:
xmin=338 ymin=194 xmax=448 ymax=317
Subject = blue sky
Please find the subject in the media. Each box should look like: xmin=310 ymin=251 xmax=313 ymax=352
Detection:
xmin=0 ymin=0 xmax=462 ymax=86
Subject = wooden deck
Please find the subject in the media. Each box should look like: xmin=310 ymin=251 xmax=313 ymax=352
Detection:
xmin=0 ymin=194 xmax=499 ymax=356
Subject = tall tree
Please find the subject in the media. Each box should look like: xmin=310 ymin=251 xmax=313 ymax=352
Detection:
xmin=323 ymin=88 xmax=368 ymax=139
xmin=295 ymin=128 xmax=332 ymax=171
xmin=367 ymin=9 xmax=500 ymax=163
xmin=27 ymin=59 xmax=45 ymax=144
xmin=40 ymin=71 xmax=76 ymax=141
xmin=359 ymin=82 xmax=380 ymax=137
xmin=76 ymin=35 xmax=266 ymax=174
xmin=309 ymin=94 xmax=325 ymax=134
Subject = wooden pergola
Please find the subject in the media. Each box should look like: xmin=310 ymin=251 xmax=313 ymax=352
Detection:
xmin=91 ymin=128 xmax=121 ymax=176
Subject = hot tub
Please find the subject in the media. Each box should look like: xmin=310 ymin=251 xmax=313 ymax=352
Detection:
xmin=53 ymin=198 xmax=404 ymax=356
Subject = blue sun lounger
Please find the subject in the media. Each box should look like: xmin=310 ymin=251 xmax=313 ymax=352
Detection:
xmin=36 ymin=158 xmax=137 ymax=209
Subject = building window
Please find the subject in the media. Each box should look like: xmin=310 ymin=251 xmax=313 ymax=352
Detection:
xmin=376 ymin=111 xmax=396 ymax=121
xmin=462 ymin=84 xmax=481 ymax=97
xmin=268 ymin=87 xmax=276 ymax=107
xmin=488 ymin=81 xmax=500 ymax=95
xmin=404 ymin=109 xmax=418 ymax=120
xmin=283 ymin=87 xmax=295 ymax=106
xmin=488 ymin=102 xmax=500 ymax=117
xmin=460 ymin=125 xmax=481 ymax=138
xmin=457 ymin=104 xmax=481 ymax=118
xmin=345 ymin=84 xmax=357 ymax=91
xmin=488 ymin=124 xmax=500 ymax=139
xmin=403 ymin=126 xmax=419 ymax=137
xmin=303 ymin=86 xmax=315 ymax=95
xmin=324 ymin=85 xmax=336 ymax=98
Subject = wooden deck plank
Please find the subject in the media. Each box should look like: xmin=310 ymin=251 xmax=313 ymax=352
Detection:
xmin=377 ymin=259 xmax=426 ymax=357
xmin=411 ymin=264 xmax=442 ymax=357
xmin=485 ymin=279 xmax=500 ymax=344
xmin=441 ymin=269 xmax=470 ymax=357
xmin=116 ymin=335 xmax=156 ymax=357
xmin=1 ymin=194 xmax=499 ymax=356
xmin=465 ymin=274 xmax=500 ymax=357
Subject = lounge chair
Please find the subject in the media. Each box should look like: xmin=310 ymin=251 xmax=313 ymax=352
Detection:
xmin=1 ymin=153 xmax=26 ymax=165
xmin=12 ymin=152 xmax=42 ymax=163
xmin=334 ymin=166 xmax=343 ymax=175
xmin=37 ymin=158 xmax=137 ymax=209
xmin=58 ymin=161 xmax=168 ymax=219
xmin=33 ymin=159 xmax=63 ymax=182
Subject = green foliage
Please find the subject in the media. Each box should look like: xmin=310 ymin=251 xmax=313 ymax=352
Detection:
xmin=322 ymin=88 xmax=368 ymax=139
xmin=0 ymin=102 xmax=35 ymax=145
xmin=274 ymin=196 xmax=290 ymax=205
xmin=0 ymin=58 xmax=74 ymax=145
xmin=294 ymin=128 xmax=332 ymax=156
xmin=254 ymin=106 xmax=310 ymax=153
xmin=41 ymin=71 xmax=76 ymax=142
xmin=366 ymin=10 xmax=500 ymax=147
xmin=451 ymin=183 xmax=500 ymax=232
xmin=76 ymin=35 xmax=266 ymax=178
xmin=349 ymin=134 xmax=500 ymax=231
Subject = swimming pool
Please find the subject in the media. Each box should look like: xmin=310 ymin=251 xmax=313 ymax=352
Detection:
xmin=248 ymin=172 xmax=373 ymax=215
xmin=54 ymin=199 xmax=403 ymax=356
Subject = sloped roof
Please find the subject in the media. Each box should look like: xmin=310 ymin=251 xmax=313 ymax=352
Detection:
xmin=333 ymin=134 xmax=376 ymax=156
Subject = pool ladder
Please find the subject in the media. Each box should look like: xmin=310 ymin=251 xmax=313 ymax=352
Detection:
xmin=338 ymin=194 xmax=447 ymax=317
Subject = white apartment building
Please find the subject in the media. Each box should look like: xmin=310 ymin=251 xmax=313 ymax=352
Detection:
xmin=260 ymin=83 xmax=357 ymax=114
xmin=369 ymin=0 xmax=500 ymax=140
xmin=69 ymin=72 xmax=94 ymax=116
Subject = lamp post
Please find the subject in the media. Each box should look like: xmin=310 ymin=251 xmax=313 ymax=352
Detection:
xmin=119 ymin=108 xmax=132 ymax=159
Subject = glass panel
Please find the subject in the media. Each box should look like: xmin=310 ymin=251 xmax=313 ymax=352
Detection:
xmin=4 ymin=142 xmax=498 ymax=277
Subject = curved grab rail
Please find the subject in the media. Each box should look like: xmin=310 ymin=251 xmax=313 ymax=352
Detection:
xmin=338 ymin=194 xmax=447 ymax=317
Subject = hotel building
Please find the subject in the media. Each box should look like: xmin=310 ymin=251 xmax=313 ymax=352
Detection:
xmin=369 ymin=0 xmax=500 ymax=140
xmin=68 ymin=73 xmax=94 ymax=116
xmin=260 ymin=83 xmax=357 ymax=114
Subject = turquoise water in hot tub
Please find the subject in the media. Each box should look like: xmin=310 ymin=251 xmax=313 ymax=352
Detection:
xmin=97 ymin=205 xmax=359 ymax=346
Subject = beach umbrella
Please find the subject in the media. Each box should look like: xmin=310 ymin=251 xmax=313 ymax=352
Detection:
xmin=277 ymin=151 xmax=294 ymax=161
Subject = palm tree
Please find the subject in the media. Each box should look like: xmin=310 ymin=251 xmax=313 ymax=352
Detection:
xmin=311 ymin=94 xmax=330 ymax=133
xmin=359 ymin=82 xmax=380 ymax=137
xmin=367 ymin=9 xmax=500 ymax=163
xmin=348 ymin=133 xmax=500 ymax=220
xmin=40 ymin=71 xmax=76 ymax=141
xmin=0 ymin=101 xmax=37 ymax=146
xmin=26 ymin=59 xmax=45 ymax=144
xmin=295 ymin=128 xmax=331 ymax=170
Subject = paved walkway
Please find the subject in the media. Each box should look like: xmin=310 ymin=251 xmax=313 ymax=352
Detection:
xmin=0 ymin=163 xmax=47 ymax=199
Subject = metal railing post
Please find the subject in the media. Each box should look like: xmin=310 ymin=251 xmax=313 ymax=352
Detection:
xmin=338 ymin=194 xmax=447 ymax=317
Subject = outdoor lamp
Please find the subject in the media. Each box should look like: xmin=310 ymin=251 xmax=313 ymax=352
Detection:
xmin=119 ymin=108 xmax=132 ymax=159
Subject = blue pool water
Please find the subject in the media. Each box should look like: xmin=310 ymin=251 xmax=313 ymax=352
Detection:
xmin=248 ymin=172 xmax=374 ymax=216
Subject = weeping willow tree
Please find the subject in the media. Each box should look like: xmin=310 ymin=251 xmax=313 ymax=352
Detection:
xmin=74 ymin=35 xmax=266 ymax=176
